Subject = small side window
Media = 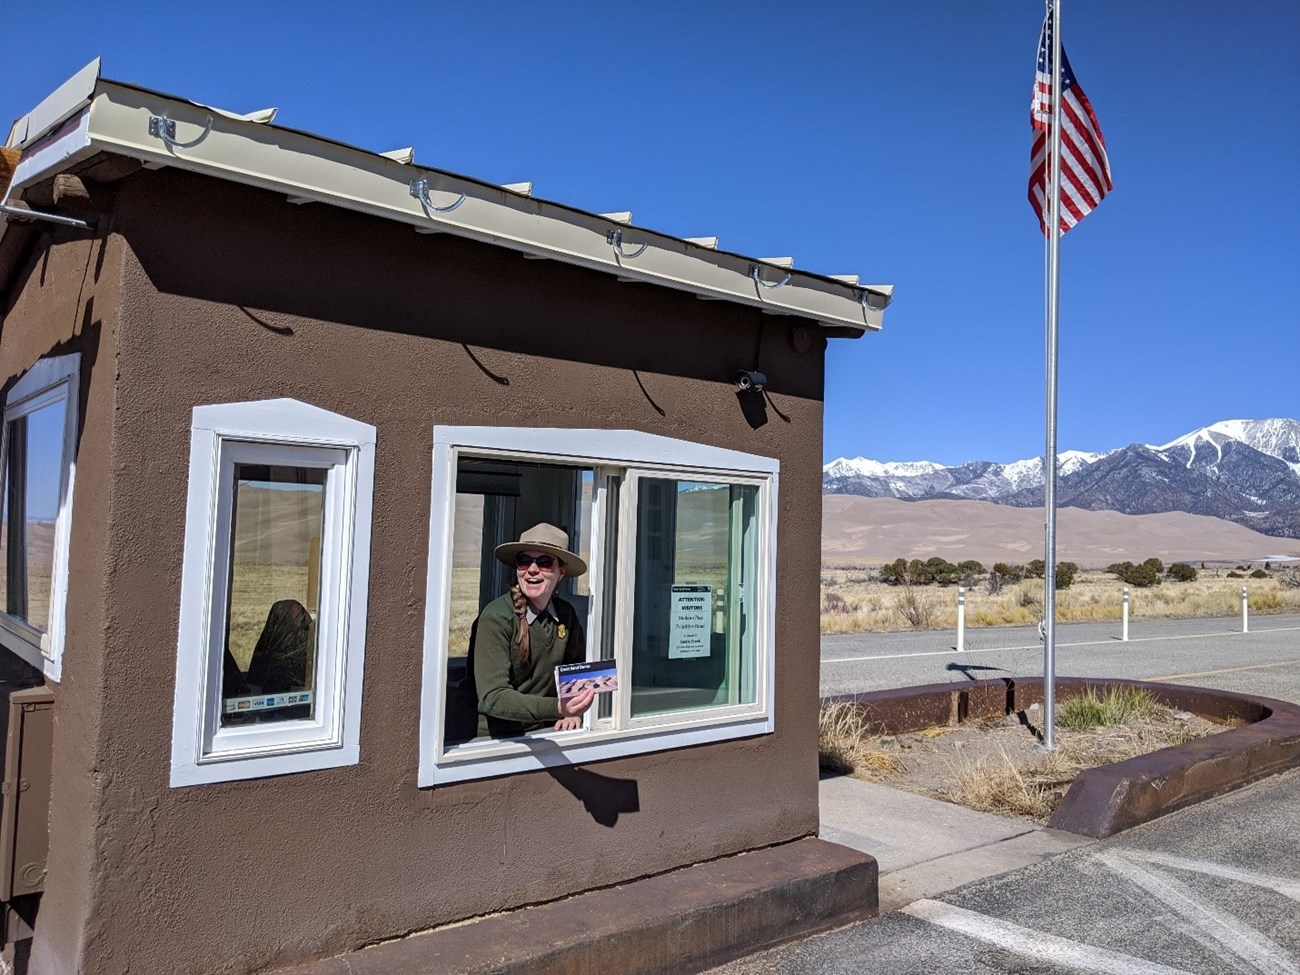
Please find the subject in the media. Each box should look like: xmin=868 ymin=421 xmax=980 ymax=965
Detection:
xmin=170 ymin=399 xmax=375 ymax=786
xmin=0 ymin=353 xmax=80 ymax=680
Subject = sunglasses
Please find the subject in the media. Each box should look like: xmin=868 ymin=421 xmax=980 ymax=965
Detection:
xmin=515 ymin=553 xmax=557 ymax=570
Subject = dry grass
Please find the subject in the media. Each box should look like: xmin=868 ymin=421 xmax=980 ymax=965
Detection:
xmin=919 ymin=704 xmax=1226 ymax=822
xmin=448 ymin=565 xmax=482 ymax=658
xmin=820 ymin=564 xmax=1300 ymax=634
xmin=943 ymin=745 xmax=1060 ymax=821
xmin=226 ymin=563 xmax=312 ymax=668
xmin=818 ymin=703 xmax=906 ymax=777
xmin=0 ymin=559 xmax=52 ymax=634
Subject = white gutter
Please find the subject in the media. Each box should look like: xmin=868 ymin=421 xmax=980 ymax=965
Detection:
xmin=4 ymin=62 xmax=891 ymax=333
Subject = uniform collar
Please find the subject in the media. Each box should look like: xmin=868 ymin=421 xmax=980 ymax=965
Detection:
xmin=526 ymin=601 xmax=557 ymax=625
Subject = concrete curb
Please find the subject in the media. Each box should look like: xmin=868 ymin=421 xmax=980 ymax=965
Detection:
xmin=270 ymin=838 xmax=877 ymax=975
xmin=824 ymin=676 xmax=1300 ymax=839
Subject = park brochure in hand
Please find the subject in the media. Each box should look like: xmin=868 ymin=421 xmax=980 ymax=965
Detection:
xmin=555 ymin=659 xmax=619 ymax=704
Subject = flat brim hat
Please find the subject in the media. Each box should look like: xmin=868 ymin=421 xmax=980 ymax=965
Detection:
xmin=495 ymin=522 xmax=588 ymax=577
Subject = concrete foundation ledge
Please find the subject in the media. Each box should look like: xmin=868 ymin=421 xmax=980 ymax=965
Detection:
xmin=824 ymin=677 xmax=1300 ymax=840
xmin=269 ymin=838 xmax=878 ymax=975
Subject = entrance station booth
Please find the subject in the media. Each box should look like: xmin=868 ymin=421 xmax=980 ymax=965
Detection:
xmin=0 ymin=61 xmax=891 ymax=973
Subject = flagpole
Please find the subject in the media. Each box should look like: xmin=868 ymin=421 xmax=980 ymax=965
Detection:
xmin=1042 ymin=0 xmax=1063 ymax=751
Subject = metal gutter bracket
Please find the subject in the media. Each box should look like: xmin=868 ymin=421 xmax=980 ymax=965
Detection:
xmin=410 ymin=176 xmax=465 ymax=214
xmin=606 ymin=228 xmax=647 ymax=260
xmin=149 ymin=114 xmax=213 ymax=150
xmin=750 ymin=264 xmax=792 ymax=290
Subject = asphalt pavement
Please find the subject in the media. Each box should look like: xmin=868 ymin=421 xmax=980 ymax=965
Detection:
xmin=702 ymin=613 xmax=1300 ymax=974
xmin=707 ymin=768 xmax=1300 ymax=974
xmin=821 ymin=612 xmax=1300 ymax=704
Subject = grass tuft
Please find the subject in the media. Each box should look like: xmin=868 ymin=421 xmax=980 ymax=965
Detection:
xmin=939 ymin=747 xmax=1059 ymax=821
xmin=1057 ymin=685 xmax=1156 ymax=731
xmin=818 ymin=703 xmax=905 ymax=777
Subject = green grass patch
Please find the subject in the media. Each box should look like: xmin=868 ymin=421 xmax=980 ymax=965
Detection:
xmin=1057 ymin=685 xmax=1156 ymax=730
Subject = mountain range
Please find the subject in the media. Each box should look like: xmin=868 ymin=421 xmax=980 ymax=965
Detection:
xmin=823 ymin=418 xmax=1300 ymax=540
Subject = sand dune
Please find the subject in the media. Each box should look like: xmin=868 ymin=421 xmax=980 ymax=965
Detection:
xmin=822 ymin=496 xmax=1300 ymax=566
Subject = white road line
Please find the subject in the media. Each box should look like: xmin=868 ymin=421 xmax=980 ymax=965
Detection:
xmin=1096 ymin=851 xmax=1299 ymax=975
xmin=1116 ymin=850 xmax=1300 ymax=902
xmin=1142 ymin=659 xmax=1300 ymax=683
xmin=822 ymin=625 xmax=1300 ymax=664
xmin=901 ymin=899 xmax=1196 ymax=975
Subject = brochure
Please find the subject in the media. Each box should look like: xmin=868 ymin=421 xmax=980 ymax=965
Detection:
xmin=554 ymin=659 xmax=619 ymax=704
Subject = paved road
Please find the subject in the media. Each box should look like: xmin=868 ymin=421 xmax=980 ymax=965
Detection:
xmin=707 ymin=767 xmax=1300 ymax=974
xmin=821 ymin=613 xmax=1300 ymax=704
xmin=702 ymin=615 xmax=1300 ymax=974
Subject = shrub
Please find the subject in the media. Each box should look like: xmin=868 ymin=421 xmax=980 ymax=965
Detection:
xmin=895 ymin=585 xmax=938 ymax=628
xmin=822 ymin=591 xmax=853 ymax=615
xmin=1141 ymin=557 xmax=1165 ymax=576
xmin=880 ymin=558 xmax=908 ymax=585
xmin=1125 ymin=563 xmax=1161 ymax=588
xmin=923 ymin=556 xmax=961 ymax=586
xmin=1250 ymin=568 xmax=1268 ymax=579
xmin=1055 ymin=563 xmax=1076 ymax=589
xmin=1107 ymin=561 xmax=1134 ymax=578
xmin=1025 ymin=559 xmax=1045 ymax=579
xmin=957 ymin=560 xmax=985 ymax=587
xmin=1167 ymin=562 xmax=1198 ymax=582
xmin=1227 ymin=571 xmax=1244 ymax=579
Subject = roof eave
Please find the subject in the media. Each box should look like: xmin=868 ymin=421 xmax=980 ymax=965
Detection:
xmin=5 ymin=66 xmax=890 ymax=334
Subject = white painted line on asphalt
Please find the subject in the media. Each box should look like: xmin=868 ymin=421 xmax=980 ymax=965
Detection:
xmin=901 ymin=899 xmax=1196 ymax=975
xmin=1096 ymin=852 xmax=1300 ymax=975
xmin=1116 ymin=850 xmax=1300 ymax=902
xmin=1142 ymin=658 xmax=1300 ymax=683
xmin=821 ymin=626 xmax=1300 ymax=665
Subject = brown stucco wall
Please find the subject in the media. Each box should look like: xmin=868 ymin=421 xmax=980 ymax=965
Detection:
xmin=26 ymin=168 xmax=832 ymax=974
xmin=1 ymin=225 xmax=124 ymax=973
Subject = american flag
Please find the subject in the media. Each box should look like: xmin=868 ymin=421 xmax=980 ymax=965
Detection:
xmin=1029 ymin=8 xmax=1112 ymax=234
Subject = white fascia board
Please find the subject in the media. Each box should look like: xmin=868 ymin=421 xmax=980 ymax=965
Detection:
xmin=6 ymin=58 xmax=101 ymax=149
xmin=9 ymin=110 xmax=98 ymax=190
xmin=81 ymin=81 xmax=884 ymax=333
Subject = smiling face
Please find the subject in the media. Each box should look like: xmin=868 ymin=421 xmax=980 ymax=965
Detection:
xmin=515 ymin=550 xmax=566 ymax=612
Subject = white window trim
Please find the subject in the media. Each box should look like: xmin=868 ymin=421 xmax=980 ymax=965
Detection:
xmin=0 ymin=352 xmax=80 ymax=681
xmin=418 ymin=426 xmax=779 ymax=787
xmin=169 ymin=399 xmax=375 ymax=787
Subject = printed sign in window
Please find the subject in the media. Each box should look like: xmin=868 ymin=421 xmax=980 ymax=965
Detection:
xmin=669 ymin=585 xmax=712 ymax=659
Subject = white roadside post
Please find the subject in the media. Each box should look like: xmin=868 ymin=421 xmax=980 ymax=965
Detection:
xmin=1242 ymin=586 xmax=1249 ymax=633
xmin=956 ymin=587 xmax=966 ymax=652
xmin=1121 ymin=587 xmax=1129 ymax=642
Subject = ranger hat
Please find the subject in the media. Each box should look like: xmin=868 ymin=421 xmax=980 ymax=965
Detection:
xmin=494 ymin=522 xmax=588 ymax=577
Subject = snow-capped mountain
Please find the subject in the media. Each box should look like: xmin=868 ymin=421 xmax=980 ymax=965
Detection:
xmin=824 ymin=418 xmax=1300 ymax=539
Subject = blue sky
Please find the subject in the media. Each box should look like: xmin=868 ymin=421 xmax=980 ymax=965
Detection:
xmin=4 ymin=1 xmax=1296 ymax=466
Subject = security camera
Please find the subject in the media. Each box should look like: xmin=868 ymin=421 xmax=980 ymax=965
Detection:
xmin=734 ymin=370 xmax=767 ymax=392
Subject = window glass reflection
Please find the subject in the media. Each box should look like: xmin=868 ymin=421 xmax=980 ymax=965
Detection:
xmin=631 ymin=480 xmax=758 ymax=717
xmin=221 ymin=464 xmax=325 ymax=725
xmin=0 ymin=400 xmax=68 ymax=633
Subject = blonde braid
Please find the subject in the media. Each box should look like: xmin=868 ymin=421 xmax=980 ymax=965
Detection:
xmin=509 ymin=584 xmax=531 ymax=667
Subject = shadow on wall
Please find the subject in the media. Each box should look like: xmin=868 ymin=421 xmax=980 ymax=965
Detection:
xmin=519 ymin=738 xmax=641 ymax=828
xmin=115 ymin=169 xmax=827 ymax=402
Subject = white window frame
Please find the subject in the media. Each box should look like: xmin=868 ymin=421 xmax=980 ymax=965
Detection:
xmin=0 ymin=352 xmax=80 ymax=681
xmin=170 ymin=399 xmax=375 ymax=787
xmin=418 ymin=426 xmax=779 ymax=787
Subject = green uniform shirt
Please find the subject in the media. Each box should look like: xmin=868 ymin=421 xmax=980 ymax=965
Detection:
xmin=463 ymin=592 xmax=585 ymax=739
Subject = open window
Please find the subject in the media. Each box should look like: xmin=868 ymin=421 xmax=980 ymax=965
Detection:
xmin=0 ymin=353 xmax=80 ymax=681
xmin=170 ymin=399 xmax=375 ymax=786
xmin=419 ymin=426 xmax=778 ymax=786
